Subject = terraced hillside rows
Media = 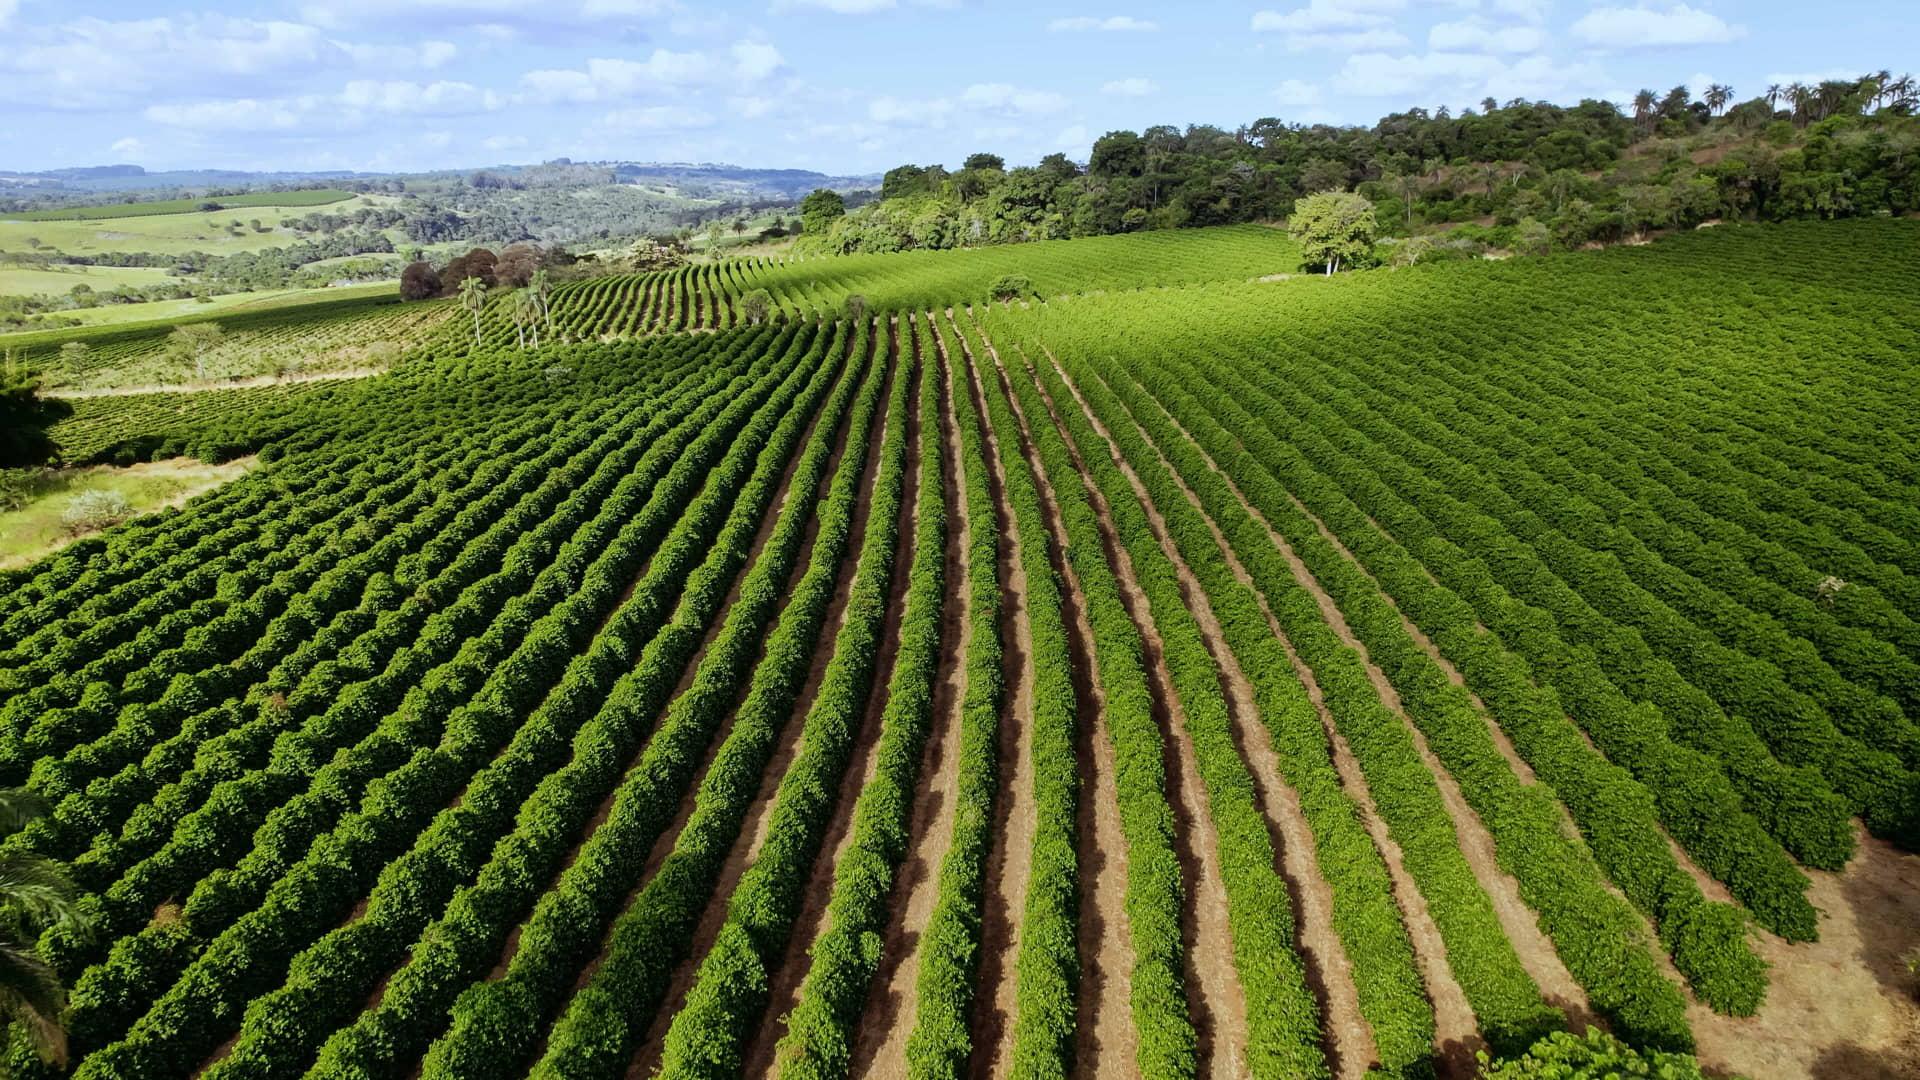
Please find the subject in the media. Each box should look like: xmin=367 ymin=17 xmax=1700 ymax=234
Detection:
xmin=452 ymin=224 xmax=1300 ymax=350
xmin=2 ymin=220 xmax=1916 ymax=1080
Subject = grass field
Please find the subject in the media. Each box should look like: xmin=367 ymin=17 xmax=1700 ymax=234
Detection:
xmin=2 ymin=220 xmax=1916 ymax=1080
xmin=0 ymin=264 xmax=178 ymax=296
xmin=3 ymin=189 xmax=355 ymax=221
xmin=0 ymin=195 xmax=395 ymax=257
xmin=0 ymin=457 xmax=256 ymax=567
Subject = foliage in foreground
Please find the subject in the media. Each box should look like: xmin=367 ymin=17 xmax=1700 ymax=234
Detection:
xmin=1478 ymin=1030 xmax=1708 ymax=1079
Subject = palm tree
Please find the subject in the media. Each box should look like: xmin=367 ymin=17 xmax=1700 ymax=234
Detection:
xmin=458 ymin=277 xmax=487 ymax=347
xmin=1889 ymin=74 xmax=1917 ymax=112
xmin=1705 ymin=84 xmax=1733 ymax=116
xmin=1631 ymin=88 xmax=1657 ymax=132
xmin=1764 ymin=84 xmax=1783 ymax=112
xmin=1480 ymin=96 xmax=1499 ymax=114
xmin=530 ymin=269 xmax=553 ymax=338
xmin=1 ymin=787 xmax=88 ymax=1066
xmin=1788 ymin=83 xmax=1812 ymax=125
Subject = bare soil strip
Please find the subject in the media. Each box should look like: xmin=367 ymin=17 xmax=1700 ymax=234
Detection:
xmin=1016 ymin=345 xmax=1250 ymax=1076
xmin=1136 ymin=386 xmax=1596 ymax=1035
xmin=853 ymin=315 xmax=976 ymax=1077
xmin=1054 ymin=358 xmax=1377 ymax=1080
xmin=744 ymin=319 xmax=925 ymax=1077
xmin=49 ymin=367 xmax=384 ymax=399
xmin=947 ymin=313 xmax=1042 ymax=1080
xmin=969 ymin=317 xmax=1138 ymax=1078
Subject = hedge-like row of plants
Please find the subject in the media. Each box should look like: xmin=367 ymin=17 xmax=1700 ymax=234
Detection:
xmin=652 ymin=321 xmax=918 ymax=1078
xmin=425 ymin=322 xmax=884 ymax=1080
xmin=767 ymin=319 xmax=951 ymax=1076
xmin=900 ymin=314 xmax=1008 ymax=1080
xmin=1148 ymin=352 xmax=1771 ymax=1011
xmin=202 ymin=327 xmax=842 ymax=1080
xmin=982 ymin=327 xmax=1198 ymax=1079
xmin=1134 ymin=363 xmax=1697 ymax=1050
xmin=1052 ymin=349 xmax=1436 ymax=1079
xmin=303 ymin=325 xmax=862 ymax=1080
xmin=70 ymin=337 xmax=813 ymax=1078
xmin=1022 ymin=344 xmax=1330 ymax=1078
xmin=950 ymin=315 xmax=1082 ymax=1080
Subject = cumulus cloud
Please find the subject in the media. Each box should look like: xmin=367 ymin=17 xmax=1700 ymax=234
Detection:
xmin=145 ymin=98 xmax=306 ymax=132
xmin=301 ymin=0 xmax=678 ymax=31
xmin=771 ymin=0 xmax=959 ymax=12
xmin=110 ymin=136 xmax=146 ymax=157
xmin=599 ymin=104 xmax=717 ymax=131
xmin=1274 ymin=78 xmax=1324 ymax=106
xmin=1049 ymin=15 xmax=1159 ymax=32
xmin=1429 ymin=18 xmax=1546 ymax=53
xmin=519 ymin=41 xmax=780 ymax=103
xmin=1337 ymin=49 xmax=1608 ymax=105
xmin=1283 ymin=28 xmax=1410 ymax=51
xmin=961 ymin=82 xmax=1070 ymax=114
xmin=1570 ymin=4 xmax=1744 ymax=48
xmin=1101 ymin=77 xmax=1159 ymax=96
xmin=338 ymin=79 xmax=502 ymax=114
xmin=1252 ymin=0 xmax=1390 ymax=33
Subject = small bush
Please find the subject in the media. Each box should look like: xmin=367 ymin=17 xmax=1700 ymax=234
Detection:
xmin=1478 ymin=1030 xmax=1707 ymax=1078
xmin=987 ymin=274 xmax=1030 ymax=301
xmin=0 ymin=468 xmax=52 ymax=511
xmin=844 ymin=294 xmax=868 ymax=323
xmin=62 ymin=489 xmax=134 ymax=535
xmin=741 ymin=288 xmax=773 ymax=325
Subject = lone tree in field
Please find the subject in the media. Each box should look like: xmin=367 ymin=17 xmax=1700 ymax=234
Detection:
xmin=58 ymin=342 xmax=91 ymax=372
xmin=0 ymin=357 xmax=71 ymax=468
xmin=166 ymin=322 xmax=225 ymax=381
xmin=399 ymin=261 xmax=441 ymax=301
xmin=459 ymin=277 xmax=488 ymax=348
xmin=844 ymin=294 xmax=868 ymax=324
xmin=0 ymin=786 xmax=89 ymax=1066
xmin=704 ymin=220 xmax=726 ymax=259
xmin=741 ymin=288 xmax=773 ymax=326
xmin=988 ymin=274 xmax=1030 ymax=302
xmin=1289 ymin=191 xmax=1377 ymax=275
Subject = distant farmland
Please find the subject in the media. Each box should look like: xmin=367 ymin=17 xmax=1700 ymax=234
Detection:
xmin=4 ymin=189 xmax=356 ymax=222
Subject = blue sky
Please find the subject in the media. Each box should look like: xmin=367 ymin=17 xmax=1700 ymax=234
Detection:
xmin=1 ymin=1 xmax=1911 ymax=175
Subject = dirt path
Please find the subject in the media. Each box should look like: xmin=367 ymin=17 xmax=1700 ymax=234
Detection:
xmin=972 ymin=324 xmax=1137 ymax=1078
xmin=619 ymin=334 xmax=896 ymax=1079
xmin=1054 ymin=358 xmax=1378 ymax=1080
xmin=853 ymin=315 xmax=975 ymax=1077
xmin=1690 ymin=828 xmax=1920 ymax=1079
xmin=946 ymin=313 xmax=1042 ymax=1080
xmin=1015 ymin=345 xmax=1249 ymax=1076
xmin=745 ymin=320 xmax=924 ymax=1077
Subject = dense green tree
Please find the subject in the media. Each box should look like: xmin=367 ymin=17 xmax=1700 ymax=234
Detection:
xmin=1290 ymin=191 xmax=1377 ymax=273
xmin=799 ymin=188 xmax=846 ymax=235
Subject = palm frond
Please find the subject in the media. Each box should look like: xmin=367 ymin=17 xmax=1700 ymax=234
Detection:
xmin=0 ymin=943 xmax=67 ymax=1065
xmin=0 ymin=852 xmax=83 ymax=936
xmin=0 ymin=788 xmax=51 ymax=836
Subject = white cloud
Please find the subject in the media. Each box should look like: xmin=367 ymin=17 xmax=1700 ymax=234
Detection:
xmin=1049 ymin=15 xmax=1159 ymax=32
xmin=961 ymin=82 xmax=1070 ymax=114
xmin=1429 ymin=19 xmax=1546 ymax=53
xmin=1274 ymin=78 xmax=1324 ymax=106
xmin=110 ymin=136 xmax=146 ymax=158
xmin=482 ymin=134 xmax=529 ymax=151
xmin=730 ymin=41 xmax=785 ymax=80
xmin=1283 ymin=28 xmax=1410 ymax=51
xmin=302 ymin=0 xmax=678 ymax=30
xmin=518 ymin=41 xmax=778 ymax=103
xmin=1570 ymin=4 xmax=1744 ymax=48
xmin=1490 ymin=0 xmax=1551 ymax=21
xmin=869 ymin=95 xmax=956 ymax=126
xmin=599 ymin=104 xmax=717 ymax=131
xmin=1252 ymin=0 xmax=1390 ymax=33
xmin=1101 ymin=77 xmax=1159 ymax=97
xmin=338 ymin=79 xmax=501 ymax=114
xmin=1055 ymin=124 xmax=1092 ymax=155
xmin=0 ymin=0 xmax=16 ymax=28
xmin=145 ymin=98 xmax=305 ymax=132
xmin=771 ymin=0 xmax=959 ymax=11
xmin=336 ymin=39 xmax=460 ymax=71
xmin=1337 ymin=49 xmax=1609 ymax=105
xmin=1764 ymin=68 xmax=1861 ymax=88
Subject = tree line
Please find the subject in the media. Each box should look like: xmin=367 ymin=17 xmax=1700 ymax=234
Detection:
xmin=803 ymin=71 xmax=1917 ymax=258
